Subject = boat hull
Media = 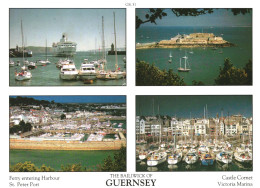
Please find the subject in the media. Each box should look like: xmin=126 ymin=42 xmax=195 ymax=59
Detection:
xmin=147 ymin=157 xmax=166 ymax=167
xmin=201 ymin=159 xmax=214 ymax=166
xmin=60 ymin=73 xmax=78 ymax=80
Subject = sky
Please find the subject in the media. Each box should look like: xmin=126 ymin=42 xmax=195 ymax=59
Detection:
xmin=10 ymin=9 xmax=126 ymax=51
xmin=136 ymin=9 xmax=252 ymax=27
xmin=10 ymin=96 xmax=126 ymax=104
xmin=136 ymin=95 xmax=252 ymax=118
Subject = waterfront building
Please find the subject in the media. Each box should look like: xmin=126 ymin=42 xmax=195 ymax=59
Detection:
xmin=194 ymin=119 xmax=208 ymax=136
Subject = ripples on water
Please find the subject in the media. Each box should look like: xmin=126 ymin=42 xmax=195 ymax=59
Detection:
xmin=9 ymin=51 xmax=126 ymax=86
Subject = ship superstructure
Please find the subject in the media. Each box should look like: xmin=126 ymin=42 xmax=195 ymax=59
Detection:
xmin=52 ymin=33 xmax=77 ymax=57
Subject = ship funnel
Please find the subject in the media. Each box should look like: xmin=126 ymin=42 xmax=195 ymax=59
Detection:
xmin=61 ymin=33 xmax=68 ymax=42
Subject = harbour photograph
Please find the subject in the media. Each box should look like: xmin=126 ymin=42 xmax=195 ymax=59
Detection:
xmin=136 ymin=8 xmax=252 ymax=86
xmin=9 ymin=9 xmax=126 ymax=86
xmin=9 ymin=96 xmax=126 ymax=172
xmin=136 ymin=95 xmax=253 ymax=171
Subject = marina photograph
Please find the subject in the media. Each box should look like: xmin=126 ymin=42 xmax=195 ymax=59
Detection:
xmin=136 ymin=8 xmax=252 ymax=86
xmin=9 ymin=96 xmax=126 ymax=172
xmin=9 ymin=8 xmax=126 ymax=86
xmin=136 ymin=95 xmax=253 ymax=171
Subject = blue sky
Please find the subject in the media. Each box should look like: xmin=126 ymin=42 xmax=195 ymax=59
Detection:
xmin=136 ymin=9 xmax=252 ymax=27
xmin=10 ymin=96 xmax=126 ymax=103
xmin=10 ymin=9 xmax=126 ymax=51
xmin=136 ymin=95 xmax=252 ymax=118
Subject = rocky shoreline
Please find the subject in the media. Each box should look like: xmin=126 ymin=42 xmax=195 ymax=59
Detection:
xmin=136 ymin=42 xmax=235 ymax=50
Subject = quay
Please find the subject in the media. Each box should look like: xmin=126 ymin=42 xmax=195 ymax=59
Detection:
xmin=10 ymin=138 xmax=126 ymax=151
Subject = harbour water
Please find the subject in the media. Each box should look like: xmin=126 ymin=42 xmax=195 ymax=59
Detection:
xmin=10 ymin=149 xmax=115 ymax=171
xmin=136 ymin=26 xmax=252 ymax=85
xmin=9 ymin=51 xmax=126 ymax=86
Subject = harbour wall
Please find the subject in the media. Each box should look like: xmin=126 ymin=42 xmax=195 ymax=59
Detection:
xmin=10 ymin=139 xmax=126 ymax=151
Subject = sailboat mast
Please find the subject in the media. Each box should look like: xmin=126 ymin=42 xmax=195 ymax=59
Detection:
xmin=46 ymin=39 xmax=47 ymax=60
xmin=21 ymin=20 xmax=24 ymax=63
xmin=102 ymin=16 xmax=105 ymax=61
xmin=185 ymin=57 xmax=187 ymax=70
xmin=113 ymin=12 xmax=118 ymax=71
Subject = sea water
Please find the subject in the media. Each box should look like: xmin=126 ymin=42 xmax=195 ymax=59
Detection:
xmin=10 ymin=149 xmax=116 ymax=171
xmin=136 ymin=26 xmax=252 ymax=85
xmin=9 ymin=51 xmax=126 ymax=86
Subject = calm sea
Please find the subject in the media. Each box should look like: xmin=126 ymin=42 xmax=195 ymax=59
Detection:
xmin=10 ymin=149 xmax=115 ymax=171
xmin=9 ymin=51 xmax=126 ymax=86
xmin=136 ymin=26 xmax=252 ymax=85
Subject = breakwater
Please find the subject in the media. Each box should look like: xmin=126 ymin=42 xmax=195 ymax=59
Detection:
xmin=10 ymin=139 xmax=126 ymax=151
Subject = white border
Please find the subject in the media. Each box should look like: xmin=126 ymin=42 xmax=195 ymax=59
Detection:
xmin=3 ymin=1 xmax=260 ymax=188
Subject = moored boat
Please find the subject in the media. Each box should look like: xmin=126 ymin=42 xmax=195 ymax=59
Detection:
xmin=60 ymin=64 xmax=78 ymax=80
xmin=216 ymin=151 xmax=232 ymax=164
xmin=147 ymin=151 xmax=167 ymax=167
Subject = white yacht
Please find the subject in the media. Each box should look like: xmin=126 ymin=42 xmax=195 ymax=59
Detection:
xmin=184 ymin=149 xmax=198 ymax=164
xmin=168 ymin=150 xmax=182 ymax=165
xmin=110 ymin=12 xmax=126 ymax=80
xmin=28 ymin=62 xmax=36 ymax=69
xmin=216 ymin=151 xmax=232 ymax=164
xmin=168 ymin=52 xmax=172 ymax=63
xmin=9 ymin=61 xmax=15 ymax=67
xmin=15 ymin=67 xmax=32 ymax=81
xmin=178 ymin=55 xmax=191 ymax=72
xmin=147 ymin=151 xmax=167 ymax=166
xmin=15 ymin=20 xmax=32 ymax=81
xmin=60 ymin=64 xmax=78 ymax=80
xmin=78 ymin=60 xmax=97 ymax=80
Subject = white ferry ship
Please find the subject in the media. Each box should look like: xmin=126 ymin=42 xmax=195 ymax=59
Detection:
xmin=52 ymin=33 xmax=77 ymax=57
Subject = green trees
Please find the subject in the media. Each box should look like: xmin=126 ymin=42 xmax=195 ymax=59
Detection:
xmin=136 ymin=8 xmax=252 ymax=29
xmin=10 ymin=161 xmax=54 ymax=172
xmin=215 ymin=58 xmax=252 ymax=85
xmin=61 ymin=163 xmax=84 ymax=172
xmin=60 ymin=114 xmax=66 ymax=120
xmin=100 ymin=146 xmax=126 ymax=172
xmin=136 ymin=61 xmax=185 ymax=86
xmin=9 ymin=120 xmax=32 ymax=134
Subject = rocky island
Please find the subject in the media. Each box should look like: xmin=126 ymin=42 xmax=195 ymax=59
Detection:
xmin=136 ymin=33 xmax=234 ymax=49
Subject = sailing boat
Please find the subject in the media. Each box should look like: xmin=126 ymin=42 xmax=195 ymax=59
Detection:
xmin=15 ymin=20 xmax=32 ymax=81
xmin=45 ymin=40 xmax=51 ymax=64
xmin=168 ymin=52 xmax=172 ymax=63
xmin=178 ymin=55 xmax=191 ymax=72
xmin=96 ymin=16 xmax=116 ymax=80
xmin=167 ymin=132 xmax=182 ymax=165
xmin=110 ymin=12 xmax=126 ymax=79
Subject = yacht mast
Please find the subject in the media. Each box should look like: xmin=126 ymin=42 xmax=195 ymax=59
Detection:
xmin=21 ymin=20 xmax=24 ymax=63
xmin=102 ymin=16 xmax=105 ymax=65
xmin=113 ymin=12 xmax=118 ymax=71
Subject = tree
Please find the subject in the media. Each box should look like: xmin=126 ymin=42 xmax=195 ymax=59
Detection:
xmin=136 ymin=8 xmax=252 ymax=29
xmin=61 ymin=163 xmax=83 ymax=172
xmin=243 ymin=59 xmax=252 ymax=85
xmin=10 ymin=161 xmax=38 ymax=172
xmin=100 ymin=155 xmax=114 ymax=172
xmin=192 ymin=80 xmax=205 ymax=85
xmin=100 ymin=146 xmax=126 ymax=172
xmin=61 ymin=114 xmax=66 ymax=120
xmin=215 ymin=58 xmax=250 ymax=85
xmin=136 ymin=61 xmax=185 ymax=86
xmin=112 ymin=146 xmax=126 ymax=172
xmin=38 ymin=164 xmax=55 ymax=172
